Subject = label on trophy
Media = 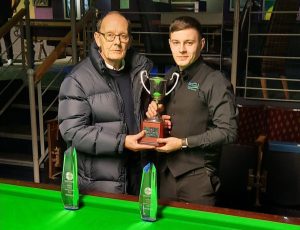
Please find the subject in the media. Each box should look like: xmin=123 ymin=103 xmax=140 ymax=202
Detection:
xmin=144 ymin=127 xmax=159 ymax=138
xmin=140 ymin=121 xmax=164 ymax=146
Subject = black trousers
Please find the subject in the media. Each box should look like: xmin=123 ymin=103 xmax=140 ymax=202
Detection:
xmin=159 ymin=167 xmax=220 ymax=206
xmin=127 ymin=154 xmax=142 ymax=196
xmin=0 ymin=18 xmax=13 ymax=62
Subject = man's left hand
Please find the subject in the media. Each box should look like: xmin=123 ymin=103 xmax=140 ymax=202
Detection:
xmin=155 ymin=137 xmax=182 ymax=153
xmin=125 ymin=131 xmax=155 ymax=152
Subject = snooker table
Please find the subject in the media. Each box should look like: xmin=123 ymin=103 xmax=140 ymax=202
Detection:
xmin=0 ymin=179 xmax=299 ymax=230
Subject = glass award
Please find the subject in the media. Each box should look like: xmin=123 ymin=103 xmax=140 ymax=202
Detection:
xmin=61 ymin=146 xmax=79 ymax=210
xmin=139 ymin=163 xmax=158 ymax=222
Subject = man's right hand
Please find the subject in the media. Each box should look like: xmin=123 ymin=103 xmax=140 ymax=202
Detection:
xmin=146 ymin=101 xmax=163 ymax=118
xmin=146 ymin=101 xmax=171 ymax=129
xmin=125 ymin=130 xmax=155 ymax=152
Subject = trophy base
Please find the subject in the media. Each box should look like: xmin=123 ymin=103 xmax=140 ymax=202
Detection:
xmin=139 ymin=120 xmax=164 ymax=147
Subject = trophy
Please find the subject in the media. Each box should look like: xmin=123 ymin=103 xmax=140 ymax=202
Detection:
xmin=139 ymin=70 xmax=179 ymax=146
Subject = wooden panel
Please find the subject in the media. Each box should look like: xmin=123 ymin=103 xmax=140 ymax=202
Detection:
xmin=47 ymin=119 xmax=66 ymax=179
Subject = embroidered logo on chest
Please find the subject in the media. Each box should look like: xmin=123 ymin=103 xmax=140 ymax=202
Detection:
xmin=187 ymin=82 xmax=200 ymax=91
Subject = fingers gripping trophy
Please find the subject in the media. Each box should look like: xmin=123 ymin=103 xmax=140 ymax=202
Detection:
xmin=139 ymin=70 xmax=179 ymax=146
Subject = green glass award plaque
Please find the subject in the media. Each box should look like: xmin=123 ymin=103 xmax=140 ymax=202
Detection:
xmin=139 ymin=71 xmax=179 ymax=146
xmin=139 ymin=163 xmax=158 ymax=222
xmin=61 ymin=146 xmax=79 ymax=210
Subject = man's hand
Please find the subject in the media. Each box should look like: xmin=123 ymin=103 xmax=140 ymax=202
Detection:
xmin=161 ymin=115 xmax=171 ymax=130
xmin=146 ymin=101 xmax=163 ymax=118
xmin=125 ymin=130 xmax=155 ymax=152
xmin=155 ymin=137 xmax=182 ymax=153
xmin=146 ymin=101 xmax=171 ymax=129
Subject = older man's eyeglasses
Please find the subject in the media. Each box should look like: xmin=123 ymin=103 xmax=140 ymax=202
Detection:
xmin=98 ymin=32 xmax=130 ymax=43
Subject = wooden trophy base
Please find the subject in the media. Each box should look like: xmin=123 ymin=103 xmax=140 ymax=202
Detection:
xmin=139 ymin=120 xmax=164 ymax=147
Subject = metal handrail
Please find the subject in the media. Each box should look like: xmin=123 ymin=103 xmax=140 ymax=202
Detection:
xmin=0 ymin=9 xmax=27 ymax=116
xmin=242 ymin=3 xmax=300 ymax=101
xmin=34 ymin=8 xmax=95 ymax=84
xmin=28 ymin=8 xmax=96 ymax=182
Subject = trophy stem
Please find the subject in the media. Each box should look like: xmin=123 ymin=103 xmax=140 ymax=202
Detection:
xmin=146 ymin=99 xmax=162 ymax=122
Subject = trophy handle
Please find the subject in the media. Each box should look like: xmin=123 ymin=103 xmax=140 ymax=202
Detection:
xmin=140 ymin=70 xmax=150 ymax=94
xmin=166 ymin=72 xmax=180 ymax=96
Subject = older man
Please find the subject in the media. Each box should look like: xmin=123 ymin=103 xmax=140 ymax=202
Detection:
xmin=58 ymin=11 xmax=154 ymax=195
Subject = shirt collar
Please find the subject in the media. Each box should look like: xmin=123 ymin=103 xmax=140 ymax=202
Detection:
xmin=178 ymin=57 xmax=203 ymax=81
xmin=105 ymin=59 xmax=125 ymax=71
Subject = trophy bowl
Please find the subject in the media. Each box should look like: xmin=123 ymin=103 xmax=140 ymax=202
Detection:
xmin=149 ymin=77 xmax=167 ymax=103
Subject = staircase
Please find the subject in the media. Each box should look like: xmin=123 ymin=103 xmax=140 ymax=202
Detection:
xmin=0 ymin=67 xmax=29 ymax=166
xmin=0 ymin=6 xmax=96 ymax=182
xmin=0 ymin=63 xmax=68 ymax=182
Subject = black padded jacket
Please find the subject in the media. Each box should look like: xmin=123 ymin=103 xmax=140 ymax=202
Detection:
xmin=58 ymin=41 xmax=153 ymax=194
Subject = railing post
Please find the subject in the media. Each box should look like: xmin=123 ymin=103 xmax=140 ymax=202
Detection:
xmin=71 ymin=0 xmax=78 ymax=64
xmin=20 ymin=19 xmax=26 ymax=69
xmin=28 ymin=68 xmax=40 ymax=183
xmin=24 ymin=0 xmax=34 ymax=68
xmin=37 ymin=82 xmax=46 ymax=165
xmin=231 ymin=0 xmax=240 ymax=94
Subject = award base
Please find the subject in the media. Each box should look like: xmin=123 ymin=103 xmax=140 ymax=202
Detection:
xmin=139 ymin=120 xmax=164 ymax=147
